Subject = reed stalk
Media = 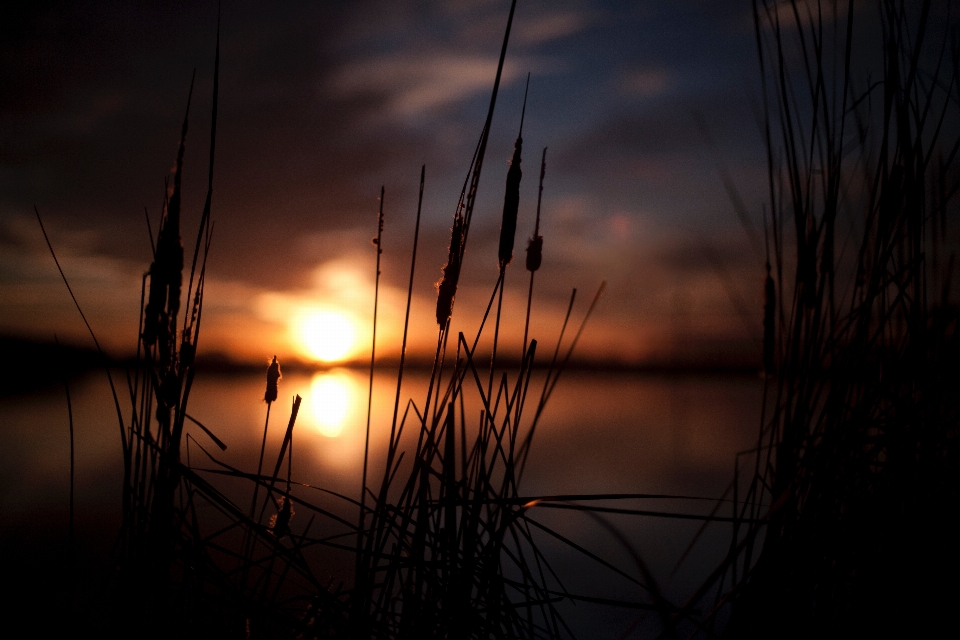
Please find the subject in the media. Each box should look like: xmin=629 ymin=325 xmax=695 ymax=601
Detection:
xmin=669 ymin=1 xmax=960 ymax=635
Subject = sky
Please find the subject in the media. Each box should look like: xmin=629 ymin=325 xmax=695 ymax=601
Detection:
xmin=1 ymin=0 xmax=777 ymax=367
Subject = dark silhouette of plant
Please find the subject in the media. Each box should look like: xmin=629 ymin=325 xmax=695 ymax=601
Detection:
xmin=670 ymin=2 xmax=960 ymax=636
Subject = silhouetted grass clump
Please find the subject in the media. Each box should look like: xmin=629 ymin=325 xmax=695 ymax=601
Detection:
xmin=670 ymin=1 xmax=960 ymax=637
xmin=50 ymin=4 xmax=680 ymax=639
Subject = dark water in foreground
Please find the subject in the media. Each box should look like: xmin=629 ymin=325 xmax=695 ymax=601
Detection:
xmin=0 ymin=369 xmax=762 ymax=635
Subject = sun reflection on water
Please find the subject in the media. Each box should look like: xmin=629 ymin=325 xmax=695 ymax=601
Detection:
xmin=308 ymin=370 xmax=357 ymax=437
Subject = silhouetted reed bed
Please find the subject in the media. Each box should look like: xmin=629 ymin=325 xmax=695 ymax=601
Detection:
xmin=676 ymin=1 xmax=960 ymax=637
xmin=33 ymin=0 xmax=960 ymax=637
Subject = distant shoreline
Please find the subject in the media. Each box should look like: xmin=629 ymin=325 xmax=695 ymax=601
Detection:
xmin=2 ymin=333 xmax=762 ymax=397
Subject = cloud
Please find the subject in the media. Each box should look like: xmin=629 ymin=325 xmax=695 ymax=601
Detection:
xmin=620 ymin=68 xmax=670 ymax=99
xmin=514 ymin=11 xmax=591 ymax=46
xmin=330 ymin=54 xmax=535 ymax=120
xmin=0 ymin=213 xmax=144 ymax=352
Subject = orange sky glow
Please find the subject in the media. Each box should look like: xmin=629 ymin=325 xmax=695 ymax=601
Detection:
xmin=1 ymin=0 xmax=772 ymax=370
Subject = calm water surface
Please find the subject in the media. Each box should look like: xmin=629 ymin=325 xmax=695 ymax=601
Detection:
xmin=1 ymin=368 xmax=762 ymax=635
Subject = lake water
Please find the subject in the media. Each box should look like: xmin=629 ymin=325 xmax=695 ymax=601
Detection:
xmin=0 ymin=367 xmax=763 ymax=636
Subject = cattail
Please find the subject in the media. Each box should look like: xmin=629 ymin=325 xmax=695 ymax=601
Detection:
xmin=264 ymin=355 xmax=281 ymax=403
xmin=498 ymin=75 xmax=530 ymax=270
xmin=763 ymin=264 xmax=775 ymax=376
xmin=143 ymin=264 xmax=164 ymax=347
xmin=269 ymin=495 xmax=294 ymax=538
xmin=186 ymin=269 xmax=204 ymax=338
xmin=143 ymin=195 xmax=183 ymax=350
xmin=525 ymin=235 xmax=542 ymax=272
xmin=162 ymin=176 xmax=184 ymax=330
xmin=526 ymin=147 xmax=547 ymax=272
xmin=159 ymin=368 xmax=179 ymax=409
xmin=372 ymin=185 xmax=384 ymax=254
xmin=436 ymin=214 xmax=465 ymax=327
xmin=178 ymin=274 xmax=203 ymax=369
xmin=143 ymin=84 xmax=190 ymax=350
xmin=179 ymin=338 xmax=195 ymax=368
xmin=498 ymin=136 xmax=522 ymax=269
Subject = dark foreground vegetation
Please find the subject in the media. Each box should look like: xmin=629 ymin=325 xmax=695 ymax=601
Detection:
xmin=719 ymin=0 xmax=960 ymax=636
xmin=22 ymin=0 xmax=960 ymax=637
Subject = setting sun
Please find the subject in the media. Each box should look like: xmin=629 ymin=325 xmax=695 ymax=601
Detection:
xmin=299 ymin=309 xmax=358 ymax=362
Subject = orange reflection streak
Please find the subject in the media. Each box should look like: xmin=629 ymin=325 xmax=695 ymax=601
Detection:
xmin=307 ymin=371 xmax=356 ymax=437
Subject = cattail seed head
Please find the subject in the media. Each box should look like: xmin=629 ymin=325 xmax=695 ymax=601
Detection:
xmin=436 ymin=215 xmax=465 ymax=327
xmin=264 ymin=355 xmax=281 ymax=403
xmin=498 ymin=136 xmax=522 ymax=269
xmin=157 ymin=369 xmax=180 ymax=415
xmin=526 ymin=234 xmax=543 ymax=272
xmin=143 ymin=263 xmax=164 ymax=347
xmin=143 ymin=167 xmax=184 ymax=353
xmin=269 ymin=495 xmax=294 ymax=538
xmin=179 ymin=338 xmax=195 ymax=368
xmin=526 ymin=147 xmax=547 ymax=273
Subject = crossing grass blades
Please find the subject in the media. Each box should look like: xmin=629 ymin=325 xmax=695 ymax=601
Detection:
xmin=39 ymin=4 xmax=711 ymax=638
xmin=670 ymin=1 xmax=960 ymax=637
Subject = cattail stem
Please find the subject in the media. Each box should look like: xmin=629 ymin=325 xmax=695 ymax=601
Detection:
xmin=522 ymin=271 xmax=536 ymax=358
xmin=522 ymin=147 xmax=547 ymax=356
xmin=240 ymin=400 xmax=272 ymax=578
xmin=460 ymin=0 xmax=519 ymax=241
xmin=359 ymin=187 xmax=385 ymax=582
xmin=255 ymin=395 xmax=302 ymax=528
xmin=144 ymin=206 xmax=156 ymax=257
xmin=389 ymin=167 xmax=424 ymax=451
xmin=251 ymin=402 xmax=272 ymax=521
xmin=487 ymin=267 xmax=507 ymax=416
xmin=244 ymin=355 xmax=280 ymax=571
xmin=183 ymin=17 xmax=219 ymax=344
